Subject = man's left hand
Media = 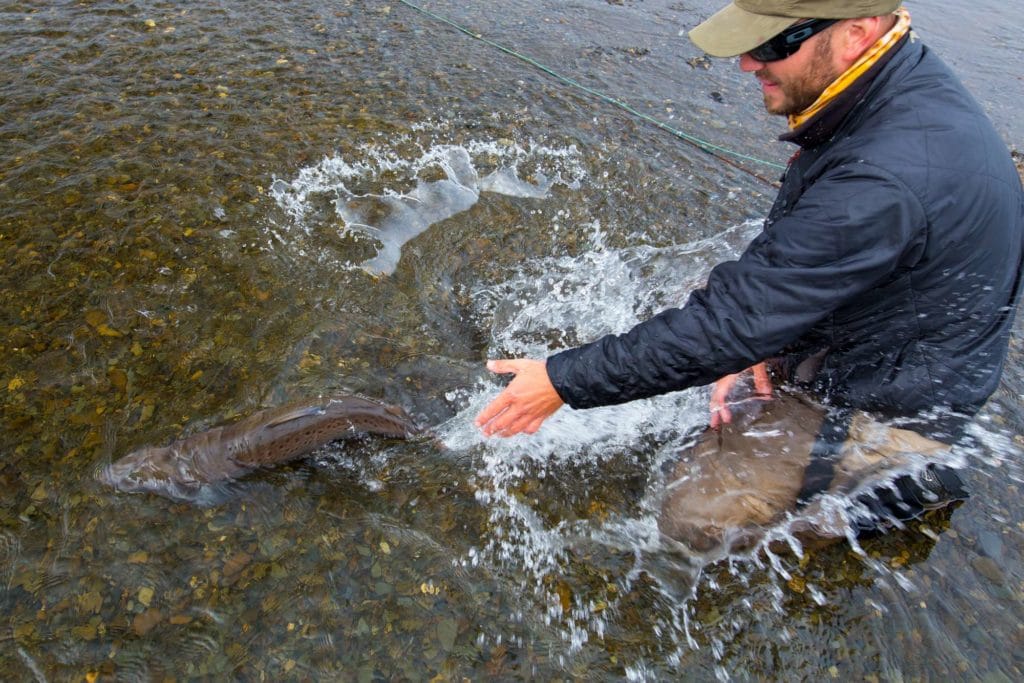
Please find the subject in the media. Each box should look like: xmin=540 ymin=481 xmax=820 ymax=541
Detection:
xmin=709 ymin=362 xmax=772 ymax=429
xmin=475 ymin=359 xmax=565 ymax=437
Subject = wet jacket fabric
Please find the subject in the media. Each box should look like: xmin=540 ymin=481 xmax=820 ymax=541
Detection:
xmin=546 ymin=36 xmax=1024 ymax=432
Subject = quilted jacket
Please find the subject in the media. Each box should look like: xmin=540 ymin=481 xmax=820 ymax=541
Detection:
xmin=546 ymin=35 xmax=1024 ymax=432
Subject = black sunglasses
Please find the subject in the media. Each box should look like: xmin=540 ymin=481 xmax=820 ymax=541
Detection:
xmin=747 ymin=18 xmax=838 ymax=62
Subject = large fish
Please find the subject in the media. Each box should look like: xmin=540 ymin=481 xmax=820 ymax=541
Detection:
xmin=100 ymin=395 xmax=421 ymax=500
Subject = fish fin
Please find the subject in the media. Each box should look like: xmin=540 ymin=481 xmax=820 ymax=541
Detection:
xmin=263 ymin=406 xmax=326 ymax=428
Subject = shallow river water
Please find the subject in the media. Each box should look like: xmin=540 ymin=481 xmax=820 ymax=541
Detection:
xmin=2 ymin=0 xmax=1023 ymax=680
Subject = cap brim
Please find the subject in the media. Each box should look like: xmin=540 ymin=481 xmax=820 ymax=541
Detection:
xmin=689 ymin=3 xmax=796 ymax=58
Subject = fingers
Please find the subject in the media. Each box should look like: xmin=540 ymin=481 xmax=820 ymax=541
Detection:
xmin=752 ymin=362 xmax=773 ymax=397
xmin=710 ymin=403 xmax=732 ymax=429
xmin=475 ymin=359 xmax=522 ymax=429
xmin=486 ymin=358 xmax=521 ymax=375
xmin=477 ymin=382 xmax=547 ymax=437
xmin=709 ymin=372 xmax=739 ymax=429
xmin=474 ymin=391 xmax=511 ymax=428
xmin=709 ymin=363 xmax=776 ymax=428
xmin=475 ymin=358 xmax=563 ymax=437
xmin=482 ymin=405 xmax=533 ymax=437
xmin=474 ymin=361 xmax=525 ymax=435
xmin=476 ymin=390 xmax=531 ymax=437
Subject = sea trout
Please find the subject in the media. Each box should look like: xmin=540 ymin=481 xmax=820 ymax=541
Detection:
xmin=100 ymin=395 xmax=421 ymax=500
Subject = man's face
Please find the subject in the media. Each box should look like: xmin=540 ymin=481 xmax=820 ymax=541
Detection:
xmin=739 ymin=27 xmax=841 ymax=116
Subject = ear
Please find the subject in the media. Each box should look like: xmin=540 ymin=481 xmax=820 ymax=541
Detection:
xmin=834 ymin=16 xmax=892 ymax=63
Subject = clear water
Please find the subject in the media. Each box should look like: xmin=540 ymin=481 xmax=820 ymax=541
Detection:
xmin=2 ymin=0 xmax=1022 ymax=679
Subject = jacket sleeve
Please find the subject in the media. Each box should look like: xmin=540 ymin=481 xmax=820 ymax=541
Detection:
xmin=545 ymin=163 xmax=928 ymax=409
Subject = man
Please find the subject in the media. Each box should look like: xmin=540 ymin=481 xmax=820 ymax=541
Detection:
xmin=475 ymin=1 xmax=1024 ymax=551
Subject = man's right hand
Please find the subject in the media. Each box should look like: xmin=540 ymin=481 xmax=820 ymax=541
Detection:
xmin=709 ymin=362 xmax=772 ymax=429
xmin=475 ymin=359 xmax=565 ymax=437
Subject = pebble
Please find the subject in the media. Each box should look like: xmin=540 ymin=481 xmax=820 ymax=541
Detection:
xmin=977 ymin=531 xmax=1004 ymax=560
xmin=972 ymin=556 xmax=1006 ymax=585
xmin=968 ymin=625 xmax=990 ymax=648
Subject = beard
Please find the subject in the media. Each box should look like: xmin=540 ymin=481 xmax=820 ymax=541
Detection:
xmin=760 ymin=33 xmax=842 ymax=116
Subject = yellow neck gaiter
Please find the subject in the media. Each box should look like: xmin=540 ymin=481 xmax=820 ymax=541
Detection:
xmin=788 ymin=8 xmax=912 ymax=130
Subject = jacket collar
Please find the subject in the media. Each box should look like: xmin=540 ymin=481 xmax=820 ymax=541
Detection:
xmin=780 ymin=32 xmax=912 ymax=150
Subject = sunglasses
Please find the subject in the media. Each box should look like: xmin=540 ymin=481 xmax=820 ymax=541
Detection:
xmin=747 ymin=18 xmax=839 ymax=62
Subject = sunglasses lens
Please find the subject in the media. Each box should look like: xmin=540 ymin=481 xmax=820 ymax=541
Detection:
xmin=748 ymin=44 xmax=784 ymax=62
xmin=746 ymin=19 xmax=836 ymax=62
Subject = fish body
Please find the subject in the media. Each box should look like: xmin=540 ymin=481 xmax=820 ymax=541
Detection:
xmin=100 ymin=395 xmax=420 ymax=499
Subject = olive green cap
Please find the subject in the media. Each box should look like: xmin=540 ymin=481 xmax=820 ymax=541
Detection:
xmin=689 ymin=0 xmax=901 ymax=57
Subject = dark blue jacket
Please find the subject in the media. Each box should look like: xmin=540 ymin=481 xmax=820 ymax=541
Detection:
xmin=546 ymin=36 xmax=1024 ymax=429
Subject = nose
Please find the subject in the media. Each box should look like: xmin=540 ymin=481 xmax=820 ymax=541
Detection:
xmin=97 ymin=464 xmax=114 ymax=486
xmin=97 ymin=462 xmax=125 ymax=488
xmin=739 ymin=53 xmax=764 ymax=72
xmin=97 ymin=457 xmax=140 ymax=490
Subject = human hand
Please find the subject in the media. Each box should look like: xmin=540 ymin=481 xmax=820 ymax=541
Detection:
xmin=475 ymin=359 xmax=565 ymax=437
xmin=709 ymin=362 xmax=772 ymax=429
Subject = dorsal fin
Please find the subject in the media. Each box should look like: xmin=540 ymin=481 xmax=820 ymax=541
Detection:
xmin=263 ymin=405 xmax=326 ymax=429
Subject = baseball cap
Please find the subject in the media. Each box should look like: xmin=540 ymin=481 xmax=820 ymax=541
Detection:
xmin=689 ymin=0 xmax=901 ymax=57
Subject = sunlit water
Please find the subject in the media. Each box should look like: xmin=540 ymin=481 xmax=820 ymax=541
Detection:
xmin=2 ymin=0 xmax=1022 ymax=680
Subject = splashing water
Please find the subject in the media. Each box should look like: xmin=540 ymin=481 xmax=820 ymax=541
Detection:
xmin=268 ymin=137 xmax=586 ymax=275
xmin=436 ymin=217 xmax=1017 ymax=672
xmin=435 ymin=219 xmax=764 ymax=663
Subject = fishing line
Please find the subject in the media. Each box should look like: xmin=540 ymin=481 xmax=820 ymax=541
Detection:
xmin=395 ymin=0 xmax=786 ymax=186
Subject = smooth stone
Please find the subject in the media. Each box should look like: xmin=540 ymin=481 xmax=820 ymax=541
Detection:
xmin=972 ymin=556 xmax=1006 ymax=585
xmin=977 ymin=530 xmax=1004 ymax=560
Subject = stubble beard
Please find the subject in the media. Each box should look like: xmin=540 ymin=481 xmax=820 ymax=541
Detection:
xmin=761 ymin=34 xmax=841 ymax=116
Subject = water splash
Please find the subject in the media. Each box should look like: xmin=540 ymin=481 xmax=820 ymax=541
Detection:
xmin=438 ymin=216 xmax=1022 ymax=671
xmin=436 ymin=219 xmax=762 ymax=662
xmin=268 ymin=137 xmax=586 ymax=275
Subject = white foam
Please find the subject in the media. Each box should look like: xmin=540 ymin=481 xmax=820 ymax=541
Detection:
xmin=268 ymin=137 xmax=586 ymax=275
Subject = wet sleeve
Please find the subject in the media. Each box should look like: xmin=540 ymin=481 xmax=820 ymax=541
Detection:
xmin=545 ymin=163 xmax=928 ymax=409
